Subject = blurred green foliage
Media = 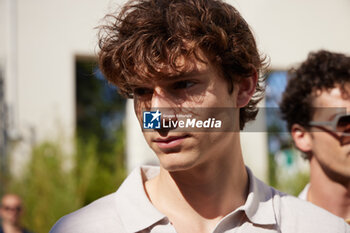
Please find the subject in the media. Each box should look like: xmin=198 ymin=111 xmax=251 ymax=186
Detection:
xmin=5 ymin=128 xmax=126 ymax=233
xmin=268 ymin=151 xmax=309 ymax=196
xmin=274 ymin=169 xmax=309 ymax=196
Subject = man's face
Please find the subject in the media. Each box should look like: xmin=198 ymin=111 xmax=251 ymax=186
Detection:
xmin=132 ymin=58 xmax=241 ymax=171
xmin=0 ymin=195 xmax=22 ymax=225
xmin=309 ymin=84 xmax=350 ymax=183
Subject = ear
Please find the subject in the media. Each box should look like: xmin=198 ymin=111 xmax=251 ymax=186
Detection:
xmin=291 ymin=124 xmax=312 ymax=153
xmin=236 ymin=70 xmax=258 ymax=108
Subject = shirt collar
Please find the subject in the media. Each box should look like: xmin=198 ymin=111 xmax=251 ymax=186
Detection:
xmin=298 ymin=183 xmax=310 ymax=200
xmin=114 ymin=166 xmax=277 ymax=232
xmin=115 ymin=166 xmax=167 ymax=233
xmin=242 ymin=167 xmax=277 ymax=225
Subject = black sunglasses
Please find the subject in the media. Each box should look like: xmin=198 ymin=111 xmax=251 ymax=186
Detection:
xmin=1 ymin=205 xmax=22 ymax=212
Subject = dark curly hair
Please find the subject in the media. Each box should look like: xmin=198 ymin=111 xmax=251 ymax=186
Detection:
xmin=98 ymin=0 xmax=266 ymax=129
xmin=280 ymin=50 xmax=350 ymax=131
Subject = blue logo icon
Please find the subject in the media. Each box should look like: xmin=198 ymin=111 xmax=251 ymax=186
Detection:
xmin=143 ymin=110 xmax=161 ymax=129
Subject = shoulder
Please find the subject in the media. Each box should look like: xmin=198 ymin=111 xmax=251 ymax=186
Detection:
xmin=49 ymin=166 xmax=153 ymax=233
xmin=49 ymin=193 xmax=126 ymax=233
xmin=270 ymin=187 xmax=349 ymax=232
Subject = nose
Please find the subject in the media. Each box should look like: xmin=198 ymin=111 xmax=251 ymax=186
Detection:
xmin=151 ymin=86 xmax=179 ymax=117
xmin=151 ymin=86 xmax=172 ymax=109
xmin=151 ymin=87 xmax=179 ymax=132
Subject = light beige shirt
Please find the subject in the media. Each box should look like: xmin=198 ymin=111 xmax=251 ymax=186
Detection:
xmin=50 ymin=166 xmax=349 ymax=233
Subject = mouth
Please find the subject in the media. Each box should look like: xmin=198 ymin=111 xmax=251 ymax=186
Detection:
xmin=153 ymin=135 xmax=190 ymax=149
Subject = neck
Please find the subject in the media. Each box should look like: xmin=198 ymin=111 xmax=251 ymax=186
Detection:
xmin=309 ymin=156 xmax=350 ymax=220
xmin=2 ymin=222 xmax=22 ymax=233
xmin=166 ymin=153 xmax=248 ymax=218
xmin=145 ymin=134 xmax=248 ymax=231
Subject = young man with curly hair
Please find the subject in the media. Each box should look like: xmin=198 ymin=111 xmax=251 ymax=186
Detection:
xmin=51 ymin=1 xmax=349 ymax=232
xmin=280 ymin=50 xmax=350 ymax=224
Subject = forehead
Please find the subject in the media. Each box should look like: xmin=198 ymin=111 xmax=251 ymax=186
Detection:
xmin=1 ymin=195 xmax=21 ymax=206
xmin=131 ymin=54 xmax=220 ymax=86
xmin=160 ymin=55 xmax=212 ymax=77
xmin=312 ymin=84 xmax=350 ymax=119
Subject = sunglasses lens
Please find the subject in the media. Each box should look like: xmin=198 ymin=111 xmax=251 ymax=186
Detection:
xmin=337 ymin=115 xmax=350 ymax=133
xmin=2 ymin=206 xmax=21 ymax=212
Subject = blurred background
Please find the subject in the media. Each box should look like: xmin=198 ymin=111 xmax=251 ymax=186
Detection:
xmin=0 ymin=0 xmax=350 ymax=232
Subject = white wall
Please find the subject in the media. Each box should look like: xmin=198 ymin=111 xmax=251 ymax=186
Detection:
xmin=0 ymin=1 xmax=6 ymax=70
xmin=1 ymin=0 xmax=124 ymax=174
xmin=15 ymin=0 xmax=118 ymax=141
xmin=233 ymin=0 xmax=350 ymax=69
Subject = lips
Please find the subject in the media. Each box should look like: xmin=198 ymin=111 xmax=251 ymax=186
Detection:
xmin=153 ymin=135 xmax=190 ymax=149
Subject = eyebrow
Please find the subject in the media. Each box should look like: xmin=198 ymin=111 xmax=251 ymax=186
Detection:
xmin=167 ymin=69 xmax=209 ymax=80
xmin=128 ymin=69 xmax=210 ymax=89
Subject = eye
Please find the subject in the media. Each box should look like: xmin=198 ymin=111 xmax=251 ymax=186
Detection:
xmin=133 ymin=87 xmax=153 ymax=97
xmin=172 ymin=80 xmax=196 ymax=90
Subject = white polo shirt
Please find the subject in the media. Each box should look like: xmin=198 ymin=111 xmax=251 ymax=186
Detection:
xmin=50 ymin=166 xmax=349 ymax=233
xmin=299 ymin=183 xmax=350 ymax=225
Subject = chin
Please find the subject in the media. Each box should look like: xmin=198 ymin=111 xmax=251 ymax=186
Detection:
xmin=158 ymin=153 xmax=198 ymax=172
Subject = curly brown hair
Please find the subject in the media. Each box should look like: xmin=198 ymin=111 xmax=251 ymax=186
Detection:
xmin=280 ymin=50 xmax=350 ymax=131
xmin=98 ymin=0 xmax=266 ymax=129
